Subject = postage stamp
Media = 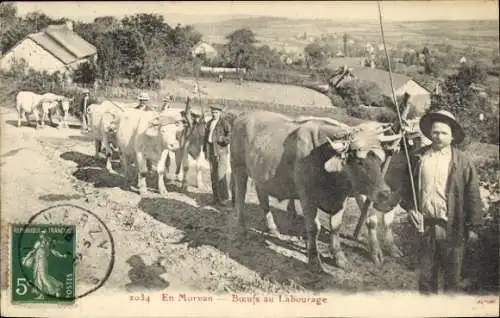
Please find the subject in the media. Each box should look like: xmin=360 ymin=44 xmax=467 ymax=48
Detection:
xmin=11 ymin=223 xmax=76 ymax=303
xmin=9 ymin=204 xmax=115 ymax=304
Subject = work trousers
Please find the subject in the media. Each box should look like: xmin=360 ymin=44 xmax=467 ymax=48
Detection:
xmin=207 ymin=143 xmax=229 ymax=203
xmin=418 ymin=219 xmax=465 ymax=294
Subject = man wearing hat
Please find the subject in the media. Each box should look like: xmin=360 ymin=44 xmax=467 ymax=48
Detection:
xmin=160 ymin=95 xmax=173 ymax=112
xmin=80 ymin=88 xmax=91 ymax=131
xmin=399 ymin=109 xmax=482 ymax=294
xmin=135 ymin=92 xmax=153 ymax=111
xmin=203 ymin=105 xmax=232 ymax=206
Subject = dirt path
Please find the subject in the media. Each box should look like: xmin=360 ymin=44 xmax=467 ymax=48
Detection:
xmin=0 ymin=105 xmax=419 ymax=298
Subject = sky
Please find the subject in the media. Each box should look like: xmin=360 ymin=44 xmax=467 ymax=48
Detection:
xmin=14 ymin=1 xmax=500 ymax=25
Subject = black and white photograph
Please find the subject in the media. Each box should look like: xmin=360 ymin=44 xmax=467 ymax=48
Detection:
xmin=0 ymin=1 xmax=498 ymax=317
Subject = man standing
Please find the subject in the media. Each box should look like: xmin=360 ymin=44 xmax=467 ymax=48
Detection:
xmin=160 ymin=95 xmax=173 ymax=112
xmin=203 ymin=105 xmax=231 ymax=206
xmin=80 ymin=88 xmax=91 ymax=131
xmin=400 ymin=109 xmax=482 ymax=294
xmin=135 ymin=92 xmax=153 ymax=111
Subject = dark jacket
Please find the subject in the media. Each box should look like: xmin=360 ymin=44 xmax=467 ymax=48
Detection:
xmin=78 ymin=95 xmax=98 ymax=116
xmin=399 ymin=145 xmax=483 ymax=246
xmin=203 ymin=116 xmax=231 ymax=157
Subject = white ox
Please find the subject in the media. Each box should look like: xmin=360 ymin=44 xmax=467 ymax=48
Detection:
xmin=87 ymin=100 xmax=126 ymax=173
xmin=38 ymin=93 xmax=73 ymax=128
xmin=16 ymin=91 xmax=43 ymax=128
xmin=115 ymin=108 xmax=184 ymax=195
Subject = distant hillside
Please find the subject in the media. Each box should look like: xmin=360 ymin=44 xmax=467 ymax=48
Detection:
xmin=194 ymin=16 xmax=499 ymax=53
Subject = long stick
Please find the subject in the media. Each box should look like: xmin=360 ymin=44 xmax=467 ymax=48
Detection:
xmin=193 ymin=60 xmax=204 ymax=118
xmin=376 ymin=0 xmax=419 ymax=220
xmin=352 ymin=1 xmax=420 ymax=239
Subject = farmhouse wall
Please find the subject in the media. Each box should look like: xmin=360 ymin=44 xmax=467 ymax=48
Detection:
xmin=398 ymin=80 xmax=430 ymax=96
xmin=0 ymin=38 xmax=67 ymax=74
xmin=397 ymin=80 xmax=431 ymax=113
xmin=192 ymin=42 xmax=218 ymax=59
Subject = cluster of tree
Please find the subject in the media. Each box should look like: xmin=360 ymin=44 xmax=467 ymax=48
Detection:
xmin=1 ymin=5 xmax=67 ymax=52
xmin=199 ymin=28 xmax=285 ymax=72
xmin=1 ymin=3 xmax=203 ymax=89
xmin=430 ymin=62 xmax=499 ymax=144
xmin=73 ymin=14 xmax=202 ymax=88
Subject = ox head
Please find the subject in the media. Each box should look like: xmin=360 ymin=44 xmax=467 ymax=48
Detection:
xmin=324 ymin=122 xmax=402 ymax=211
xmin=102 ymin=112 xmax=119 ymax=134
xmin=100 ymin=112 xmax=120 ymax=151
xmin=179 ymin=109 xmax=206 ymax=150
xmin=59 ymin=97 xmax=74 ymax=110
xmin=146 ymin=115 xmax=184 ymax=151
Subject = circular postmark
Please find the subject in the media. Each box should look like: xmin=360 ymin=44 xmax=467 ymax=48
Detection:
xmin=15 ymin=204 xmax=115 ymax=301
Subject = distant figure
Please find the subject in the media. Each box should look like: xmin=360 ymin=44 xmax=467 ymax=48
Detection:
xmin=160 ymin=95 xmax=172 ymax=112
xmin=203 ymin=105 xmax=232 ymax=206
xmin=80 ymin=88 xmax=91 ymax=131
xmin=135 ymin=92 xmax=153 ymax=111
xmin=193 ymin=82 xmax=199 ymax=96
xmin=217 ymin=74 xmax=223 ymax=82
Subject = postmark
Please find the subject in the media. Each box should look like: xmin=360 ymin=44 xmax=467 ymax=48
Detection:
xmin=11 ymin=204 xmax=115 ymax=302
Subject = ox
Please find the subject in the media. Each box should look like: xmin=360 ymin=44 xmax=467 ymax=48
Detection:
xmin=38 ymin=93 xmax=73 ymax=128
xmin=170 ymin=98 xmax=223 ymax=191
xmin=273 ymin=116 xmax=430 ymax=266
xmin=115 ymin=108 xmax=184 ymax=195
xmin=230 ymin=111 xmax=402 ymax=272
xmin=16 ymin=91 xmax=43 ymax=128
xmin=87 ymin=101 xmax=125 ymax=173
xmin=172 ymin=108 xmax=207 ymax=190
xmin=173 ymin=102 xmax=237 ymax=193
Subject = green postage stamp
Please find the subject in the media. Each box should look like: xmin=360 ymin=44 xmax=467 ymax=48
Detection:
xmin=11 ymin=224 xmax=76 ymax=303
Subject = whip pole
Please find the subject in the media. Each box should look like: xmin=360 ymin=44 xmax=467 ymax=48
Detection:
xmin=376 ymin=0 xmax=419 ymax=229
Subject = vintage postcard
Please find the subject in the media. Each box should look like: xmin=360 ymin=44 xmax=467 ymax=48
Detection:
xmin=1 ymin=1 xmax=498 ymax=317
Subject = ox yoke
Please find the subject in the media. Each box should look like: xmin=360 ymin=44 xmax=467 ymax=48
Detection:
xmin=231 ymin=111 xmax=354 ymax=215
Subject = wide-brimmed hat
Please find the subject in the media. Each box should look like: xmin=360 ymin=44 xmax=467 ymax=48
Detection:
xmin=419 ymin=110 xmax=465 ymax=144
xmin=82 ymin=88 xmax=90 ymax=94
xmin=210 ymin=105 xmax=223 ymax=111
xmin=138 ymin=92 xmax=150 ymax=101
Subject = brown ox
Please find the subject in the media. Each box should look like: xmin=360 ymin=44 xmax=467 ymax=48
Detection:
xmin=171 ymin=103 xmax=208 ymax=190
xmin=172 ymin=100 xmax=236 ymax=192
xmin=230 ymin=111 xmax=402 ymax=272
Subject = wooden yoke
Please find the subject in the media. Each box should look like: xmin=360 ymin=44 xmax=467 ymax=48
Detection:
xmin=353 ymin=92 xmax=411 ymax=239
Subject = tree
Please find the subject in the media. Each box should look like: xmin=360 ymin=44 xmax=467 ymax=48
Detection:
xmin=1 ymin=9 xmax=65 ymax=53
xmin=73 ymin=61 xmax=97 ymax=85
xmin=226 ymin=28 xmax=258 ymax=69
xmin=432 ymin=63 xmax=497 ymax=144
xmin=167 ymin=24 xmax=202 ymax=57
xmin=0 ymin=2 xmax=17 ymax=32
xmin=403 ymin=51 xmax=417 ymax=66
xmin=304 ymin=43 xmax=325 ymax=68
xmin=121 ymin=13 xmax=171 ymax=49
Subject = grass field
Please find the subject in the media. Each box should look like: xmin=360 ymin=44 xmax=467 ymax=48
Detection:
xmin=195 ymin=17 xmax=499 ymax=54
xmin=161 ymin=78 xmax=333 ymax=108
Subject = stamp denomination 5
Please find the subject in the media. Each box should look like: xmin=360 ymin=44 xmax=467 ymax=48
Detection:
xmin=11 ymin=204 xmax=115 ymax=303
